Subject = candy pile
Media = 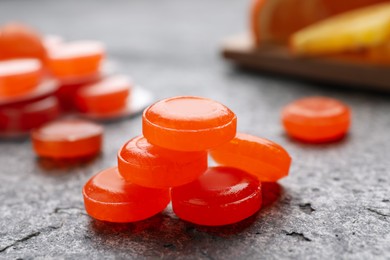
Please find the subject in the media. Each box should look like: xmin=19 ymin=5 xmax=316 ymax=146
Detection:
xmin=0 ymin=22 xmax=135 ymax=138
xmin=83 ymin=96 xmax=292 ymax=226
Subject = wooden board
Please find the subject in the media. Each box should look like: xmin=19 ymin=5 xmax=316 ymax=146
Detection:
xmin=222 ymin=34 xmax=390 ymax=91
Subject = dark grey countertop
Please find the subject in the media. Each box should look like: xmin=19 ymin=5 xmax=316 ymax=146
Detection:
xmin=0 ymin=0 xmax=389 ymax=259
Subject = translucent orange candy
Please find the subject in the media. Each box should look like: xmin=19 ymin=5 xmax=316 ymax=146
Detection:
xmin=75 ymin=75 xmax=131 ymax=114
xmin=117 ymin=135 xmax=207 ymax=188
xmin=210 ymin=133 xmax=291 ymax=182
xmin=0 ymin=80 xmax=58 ymax=108
xmin=171 ymin=166 xmax=262 ymax=226
xmin=0 ymin=23 xmax=46 ymax=61
xmin=0 ymin=59 xmax=42 ymax=96
xmin=55 ymin=74 xmax=101 ymax=111
xmin=0 ymin=96 xmax=60 ymax=135
xmin=47 ymin=41 xmax=104 ymax=80
xmin=282 ymin=96 xmax=351 ymax=143
xmin=32 ymin=119 xmax=103 ymax=158
xmin=143 ymin=96 xmax=237 ymax=151
xmin=83 ymin=167 xmax=170 ymax=223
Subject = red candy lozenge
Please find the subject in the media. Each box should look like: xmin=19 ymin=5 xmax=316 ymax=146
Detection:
xmin=143 ymin=96 xmax=237 ymax=151
xmin=32 ymin=119 xmax=103 ymax=159
xmin=75 ymin=75 xmax=131 ymax=114
xmin=117 ymin=135 xmax=207 ymax=188
xmin=210 ymin=133 xmax=291 ymax=182
xmin=83 ymin=167 xmax=170 ymax=223
xmin=0 ymin=96 xmax=60 ymax=136
xmin=0 ymin=59 xmax=42 ymax=96
xmin=171 ymin=166 xmax=262 ymax=226
xmin=0 ymin=23 xmax=46 ymax=61
xmin=282 ymin=97 xmax=351 ymax=143
xmin=55 ymin=73 xmax=102 ymax=111
xmin=0 ymin=79 xmax=58 ymax=108
xmin=47 ymin=41 xmax=104 ymax=80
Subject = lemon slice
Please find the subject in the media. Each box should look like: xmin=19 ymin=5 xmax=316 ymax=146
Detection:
xmin=290 ymin=2 xmax=390 ymax=55
xmin=251 ymin=0 xmax=329 ymax=44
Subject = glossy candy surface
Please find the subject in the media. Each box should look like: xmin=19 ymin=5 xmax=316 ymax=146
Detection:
xmin=143 ymin=96 xmax=237 ymax=151
xmin=0 ymin=79 xmax=58 ymax=108
xmin=55 ymin=73 xmax=101 ymax=111
xmin=171 ymin=166 xmax=262 ymax=226
xmin=210 ymin=133 xmax=291 ymax=182
xmin=47 ymin=41 xmax=104 ymax=80
xmin=0 ymin=23 xmax=46 ymax=61
xmin=282 ymin=96 xmax=351 ymax=143
xmin=32 ymin=118 xmax=103 ymax=158
xmin=83 ymin=167 xmax=170 ymax=223
xmin=118 ymin=135 xmax=207 ymax=188
xmin=75 ymin=75 xmax=131 ymax=114
xmin=0 ymin=96 xmax=60 ymax=136
xmin=0 ymin=59 xmax=42 ymax=96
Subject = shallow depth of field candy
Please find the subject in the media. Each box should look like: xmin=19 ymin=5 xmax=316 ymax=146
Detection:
xmin=4 ymin=1 xmax=390 ymax=259
xmin=83 ymin=96 xmax=292 ymax=225
xmin=281 ymin=97 xmax=351 ymax=143
xmin=0 ymin=22 xmax=152 ymax=141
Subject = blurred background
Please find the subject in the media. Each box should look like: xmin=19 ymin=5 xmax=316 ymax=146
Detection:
xmin=1 ymin=0 xmax=390 ymax=259
xmin=0 ymin=0 xmax=250 ymax=99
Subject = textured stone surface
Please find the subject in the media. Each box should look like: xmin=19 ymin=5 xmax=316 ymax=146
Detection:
xmin=1 ymin=0 xmax=390 ymax=259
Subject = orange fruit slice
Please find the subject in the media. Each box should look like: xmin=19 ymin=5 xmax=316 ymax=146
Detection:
xmin=290 ymin=2 xmax=390 ymax=55
xmin=251 ymin=0 xmax=388 ymax=45
xmin=251 ymin=0 xmax=329 ymax=45
xmin=367 ymin=42 xmax=390 ymax=63
xmin=322 ymin=0 xmax=387 ymax=14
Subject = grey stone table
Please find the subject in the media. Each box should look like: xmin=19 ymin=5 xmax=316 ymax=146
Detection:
xmin=0 ymin=0 xmax=389 ymax=259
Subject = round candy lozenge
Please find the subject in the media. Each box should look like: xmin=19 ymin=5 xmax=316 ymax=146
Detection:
xmin=142 ymin=96 xmax=237 ymax=151
xmin=0 ymin=96 xmax=60 ymax=135
xmin=47 ymin=41 xmax=104 ymax=80
xmin=0 ymin=23 xmax=46 ymax=61
xmin=282 ymin=97 xmax=351 ymax=143
xmin=0 ymin=80 xmax=58 ymax=108
xmin=210 ymin=133 xmax=291 ymax=182
xmin=0 ymin=59 xmax=42 ymax=96
xmin=55 ymin=73 xmax=102 ymax=111
xmin=83 ymin=167 xmax=170 ymax=223
xmin=32 ymin=118 xmax=103 ymax=158
xmin=117 ymin=135 xmax=207 ymax=188
xmin=171 ymin=166 xmax=262 ymax=226
xmin=75 ymin=75 xmax=131 ymax=114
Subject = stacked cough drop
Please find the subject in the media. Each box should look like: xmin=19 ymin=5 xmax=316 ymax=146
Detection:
xmin=83 ymin=96 xmax=292 ymax=226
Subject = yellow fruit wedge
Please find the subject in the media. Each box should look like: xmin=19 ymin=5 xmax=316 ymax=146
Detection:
xmin=290 ymin=2 xmax=390 ymax=56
